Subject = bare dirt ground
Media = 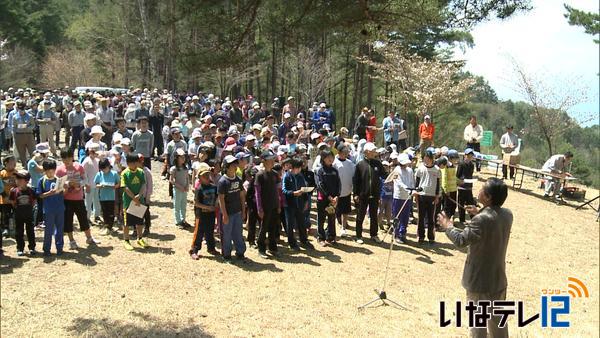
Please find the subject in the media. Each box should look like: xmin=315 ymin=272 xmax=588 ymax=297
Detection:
xmin=1 ymin=162 xmax=598 ymax=337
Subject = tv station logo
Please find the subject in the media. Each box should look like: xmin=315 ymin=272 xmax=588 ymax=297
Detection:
xmin=439 ymin=277 xmax=589 ymax=329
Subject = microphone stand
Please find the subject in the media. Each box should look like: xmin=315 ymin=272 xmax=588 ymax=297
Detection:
xmin=358 ymin=190 xmax=416 ymax=311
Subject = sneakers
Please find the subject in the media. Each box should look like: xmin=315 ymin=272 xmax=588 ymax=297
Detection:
xmin=86 ymin=237 xmax=101 ymax=245
xmin=290 ymin=245 xmax=300 ymax=251
xmin=394 ymin=238 xmax=404 ymax=245
xmin=123 ymin=240 xmax=134 ymax=251
xmin=69 ymin=240 xmax=79 ymax=250
xmin=267 ymin=250 xmax=279 ymax=257
xmin=30 ymin=249 xmax=38 ymax=255
xmin=136 ymin=238 xmax=148 ymax=248
xmin=317 ymin=240 xmax=328 ymax=247
xmin=258 ymin=250 xmax=268 ymax=259
xmin=355 ymin=238 xmax=364 ymax=245
xmin=301 ymin=241 xmax=315 ymax=250
xmin=340 ymin=228 xmax=348 ymax=237
xmin=17 ymin=251 xmax=24 ymax=256
xmin=207 ymin=249 xmax=219 ymax=255
xmin=371 ymin=235 xmax=382 ymax=243
xmin=190 ymin=252 xmax=200 ymax=260
xmin=182 ymin=221 xmax=192 ymax=228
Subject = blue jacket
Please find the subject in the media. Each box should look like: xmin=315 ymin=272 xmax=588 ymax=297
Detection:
xmin=282 ymin=171 xmax=308 ymax=209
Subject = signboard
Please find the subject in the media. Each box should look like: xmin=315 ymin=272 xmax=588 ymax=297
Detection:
xmin=481 ymin=130 xmax=493 ymax=147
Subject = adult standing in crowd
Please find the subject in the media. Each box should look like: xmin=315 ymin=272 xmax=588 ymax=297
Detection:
xmin=96 ymin=97 xmax=115 ymax=145
xmin=68 ymin=101 xmax=86 ymax=152
xmin=437 ymin=177 xmax=512 ymax=338
xmin=382 ymin=110 xmax=400 ymax=147
xmin=37 ymin=100 xmax=58 ymax=156
xmin=11 ymin=101 xmax=36 ymax=167
xmin=353 ymin=142 xmax=385 ymax=244
xmin=499 ymin=125 xmax=518 ymax=180
xmin=463 ymin=115 xmax=483 ymax=172
xmin=354 ymin=107 xmax=370 ymax=140
xmin=418 ymin=114 xmax=435 ymax=156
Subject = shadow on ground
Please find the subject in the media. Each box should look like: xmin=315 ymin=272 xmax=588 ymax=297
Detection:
xmin=66 ymin=311 xmax=213 ymax=337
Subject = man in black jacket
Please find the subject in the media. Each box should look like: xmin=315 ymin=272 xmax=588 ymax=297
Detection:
xmin=352 ymin=142 xmax=386 ymax=244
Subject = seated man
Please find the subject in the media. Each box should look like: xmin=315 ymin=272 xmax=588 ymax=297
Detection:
xmin=541 ymin=151 xmax=573 ymax=200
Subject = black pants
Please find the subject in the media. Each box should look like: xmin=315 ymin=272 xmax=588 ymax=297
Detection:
xmin=1 ymin=204 xmax=13 ymax=230
xmin=317 ymin=200 xmax=336 ymax=241
xmin=144 ymin=204 xmax=151 ymax=231
xmin=64 ymin=200 xmax=90 ymax=233
xmin=417 ymin=195 xmax=436 ymax=241
xmin=191 ymin=212 xmax=216 ymax=253
xmin=15 ymin=212 xmax=35 ymax=251
xmin=285 ymin=206 xmax=308 ymax=247
xmin=398 ymin=138 xmax=407 ymax=151
xmin=35 ymin=196 xmax=44 ymax=225
xmin=355 ymin=196 xmax=379 ymax=238
xmin=466 ymin=142 xmax=481 ymax=171
xmin=458 ymin=189 xmax=475 ymax=223
xmin=153 ymin=131 xmax=164 ymax=158
xmin=444 ymin=191 xmax=457 ymax=218
xmin=257 ymin=208 xmax=279 ymax=252
xmin=143 ymin=157 xmax=151 ymax=170
xmin=69 ymin=126 xmax=84 ymax=152
xmin=100 ymin=200 xmax=115 ymax=228
xmin=246 ymin=206 xmax=259 ymax=245
xmin=502 ymin=164 xmax=515 ymax=179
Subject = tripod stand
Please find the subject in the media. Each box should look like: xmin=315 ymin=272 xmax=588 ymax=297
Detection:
xmin=358 ymin=197 xmax=412 ymax=310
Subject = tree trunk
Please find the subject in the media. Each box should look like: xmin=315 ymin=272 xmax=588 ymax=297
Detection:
xmin=366 ymin=45 xmax=373 ymax=108
xmin=270 ymin=39 xmax=276 ymax=98
xmin=343 ymin=46 xmax=350 ymax=127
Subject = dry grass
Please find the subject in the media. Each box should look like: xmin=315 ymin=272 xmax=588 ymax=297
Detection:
xmin=1 ymin=164 xmax=598 ymax=338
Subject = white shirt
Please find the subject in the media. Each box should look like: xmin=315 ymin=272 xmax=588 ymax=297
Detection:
xmin=415 ymin=164 xmax=440 ymax=197
xmin=82 ymin=156 xmax=99 ymax=186
xmin=333 ymin=157 xmax=355 ymax=197
xmin=463 ymin=123 xmax=483 ymax=143
xmin=392 ymin=166 xmax=415 ymax=200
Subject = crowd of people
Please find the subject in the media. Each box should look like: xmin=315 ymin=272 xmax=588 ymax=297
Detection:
xmin=0 ymin=87 xmax=571 ymax=261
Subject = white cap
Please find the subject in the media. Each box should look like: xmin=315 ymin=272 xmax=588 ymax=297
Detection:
xmin=310 ymin=132 xmax=321 ymax=140
xmin=377 ymin=147 xmax=386 ymax=153
xmin=175 ymin=148 xmax=186 ymax=156
xmin=319 ymin=103 xmax=326 ymax=108
xmin=192 ymin=95 xmax=199 ymax=100
xmin=121 ymin=138 xmax=131 ymax=145
xmin=90 ymin=125 xmax=105 ymax=136
xmin=84 ymin=113 xmax=97 ymax=122
xmin=246 ymin=134 xmax=256 ymax=141
xmin=323 ymin=123 xmax=331 ymax=130
xmin=398 ymin=154 xmax=412 ymax=165
xmin=363 ymin=142 xmax=377 ymax=152
xmin=252 ymin=124 xmax=262 ymax=131
xmin=424 ymin=114 xmax=431 ymax=120
xmin=283 ymin=112 xmax=291 ymax=119
xmin=86 ymin=143 xmax=100 ymax=151
xmin=382 ymin=161 xmax=390 ymax=166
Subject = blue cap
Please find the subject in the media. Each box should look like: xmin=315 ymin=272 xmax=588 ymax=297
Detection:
xmin=464 ymin=148 xmax=474 ymax=155
xmin=235 ymin=151 xmax=251 ymax=160
xmin=447 ymin=149 xmax=459 ymax=158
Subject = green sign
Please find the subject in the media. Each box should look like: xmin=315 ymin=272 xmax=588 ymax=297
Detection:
xmin=481 ymin=131 xmax=493 ymax=147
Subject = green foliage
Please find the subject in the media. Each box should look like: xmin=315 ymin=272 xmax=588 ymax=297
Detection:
xmin=564 ymin=4 xmax=600 ymax=43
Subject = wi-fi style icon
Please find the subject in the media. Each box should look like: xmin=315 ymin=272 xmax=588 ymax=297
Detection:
xmin=567 ymin=277 xmax=589 ymax=298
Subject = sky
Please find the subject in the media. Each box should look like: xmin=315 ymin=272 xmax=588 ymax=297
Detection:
xmin=453 ymin=0 xmax=599 ymax=126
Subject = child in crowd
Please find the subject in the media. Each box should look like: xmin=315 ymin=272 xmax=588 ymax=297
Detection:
xmin=315 ymin=149 xmax=341 ymax=246
xmin=121 ymin=153 xmax=148 ymax=250
xmin=282 ymin=158 xmax=313 ymax=250
xmin=0 ymin=156 xmax=17 ymax=237
xmin=94 ymin=158 xmax=120 ymax=235
xmin=131 ymin=116 xmax=154 ymax=169
xmin=57 ymin=148 xmax=100 ymax=249
xmin=244 ymin=167 xmax=259 ymax=248
xmin=442 ymin=150 xmax=459 ymax=220
xmin=332 ymin=144 xmax=354 ymax=237
xmin=378 ymin=161 xmax=394 ymax=231
xmin=392 ymin=154 xmax=415 ymax=244
xmin=218 ymin=155 xmax=247 ymax=262
xmin=37 ymin=160 xmax=65 ymax=256
xmin=82 ymin=143 xmax=101 ymax=223
xmin=457 ymin=148 xmax=476 ymax=223
xmin=434 ymin=156 xmax=448 ymax=227
xmin=9 ymin=171 xmax=37 ymax=256
xmin=139 ymin=154 xmax=153 ymax=237
xmin=170 ymin=148 xmax=191 ymax=228
xmin=414 ymin=148 xmax=440 ymax=244
xmin=28 ymin=143 xmax=50 ymax=228
xmin=190 ymin=163 xmax=218 ymax=259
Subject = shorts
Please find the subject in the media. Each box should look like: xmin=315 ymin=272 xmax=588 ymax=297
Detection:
xmin=64 ymin=199 xmax=90 ymax=233
xmin=125 ymin=211 xmax=144 ymax=228
xmin=336 ymin=195 xmax=352 ymax=215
